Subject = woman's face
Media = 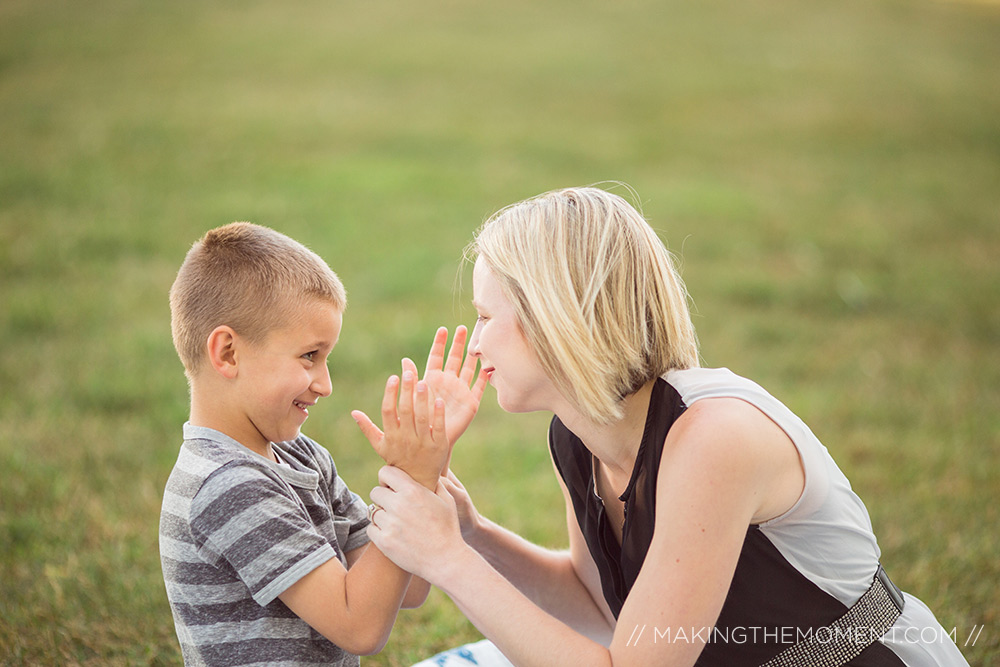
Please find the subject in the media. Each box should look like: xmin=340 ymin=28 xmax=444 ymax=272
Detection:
xmin=469 ymin=257 xmax=559 ymax=414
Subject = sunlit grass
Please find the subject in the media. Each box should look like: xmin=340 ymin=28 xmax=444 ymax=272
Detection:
xmin=1 ymin=0 xmax=998 ymax=664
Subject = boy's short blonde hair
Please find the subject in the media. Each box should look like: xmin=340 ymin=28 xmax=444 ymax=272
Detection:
xmin=170 ymin=222 xmax=346 ymax=379
xmin=470 ymin=186 xmax=699 ymax=424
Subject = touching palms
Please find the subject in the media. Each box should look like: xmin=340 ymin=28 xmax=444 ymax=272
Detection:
xmin=416 ymin=325 xmax=488 ymax=448
xmin=353 ymin=326 xmax=488 ymax=479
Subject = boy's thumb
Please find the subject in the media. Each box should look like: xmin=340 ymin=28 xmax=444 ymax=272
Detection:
xmin=351 ymin=410 xmax=383 ymax=446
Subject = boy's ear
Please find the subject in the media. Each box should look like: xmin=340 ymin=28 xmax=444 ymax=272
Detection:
xmin=206 ymin=326 xmax=240 ymax=379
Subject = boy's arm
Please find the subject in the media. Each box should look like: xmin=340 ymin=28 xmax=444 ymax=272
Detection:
xmin=278 ymin=542 xmax=411 ymax=655
xmin=345 ymin=543 xmax=431 ymax=608
xmin=278 ymin=384 xmax=447 ymax=653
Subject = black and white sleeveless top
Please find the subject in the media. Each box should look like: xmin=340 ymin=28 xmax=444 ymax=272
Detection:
xmin=549 ymin=368 xmax=966 ymax=667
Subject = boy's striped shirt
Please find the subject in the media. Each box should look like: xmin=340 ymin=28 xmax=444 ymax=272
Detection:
xmin=159 ymin=424 xmax=370 ymax=666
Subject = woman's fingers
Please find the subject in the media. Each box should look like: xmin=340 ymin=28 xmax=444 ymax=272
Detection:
xmin=424 ymin=326 xmax=449 ymax=376
xmin=444 ymin=325 xmax=466 ymax=375
xmin=453 ymin=325 xmax=479 ymax=385
xmin=423 ymin=325 xmax=482 ymax=389
xmin=377 ymin=464 xmax=415 ymax=491
xmin=470 ymin=367 xmax=488 ymax=401
xmin=369 ymin=484 xmax=392 ymax=512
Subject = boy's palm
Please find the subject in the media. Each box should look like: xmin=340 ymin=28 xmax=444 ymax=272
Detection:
xmin=352 ymin=372 xmax=449 ymax=490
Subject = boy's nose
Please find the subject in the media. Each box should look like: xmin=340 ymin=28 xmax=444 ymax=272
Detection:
xmin=312 ymin=363 xmax=333 ymax=397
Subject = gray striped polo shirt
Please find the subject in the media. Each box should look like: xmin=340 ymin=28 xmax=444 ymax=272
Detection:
xmin=159 ymin=423 xmax=371 ymax=666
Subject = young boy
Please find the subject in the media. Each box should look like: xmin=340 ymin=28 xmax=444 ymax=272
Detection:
xmin=159 ymin=222 xmax=448 ymax=666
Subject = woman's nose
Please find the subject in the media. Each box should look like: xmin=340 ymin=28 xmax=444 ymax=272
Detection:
xmin=469 ymin=320 xmax=483 ymax=357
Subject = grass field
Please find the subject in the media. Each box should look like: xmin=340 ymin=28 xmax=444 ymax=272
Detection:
xmin=1 ymin=0 xmax=998 ymax=664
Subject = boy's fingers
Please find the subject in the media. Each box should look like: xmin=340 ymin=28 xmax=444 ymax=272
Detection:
xmin=402 ymin=357 xmax=435 ymax=412
xmin=432 ymin=396 xmax=452 ymax=471
xmin=432 ymin=398 xmax=448 ymax=444
xmin=414 ymin=381 xmax=431 ymax=430
xmin=425 ymin=327 xmax=448 ymax=375
xmin=401 ymin=357 xmax=419 ymax=379
xmin=351 ymin=410 xmax=384 ymax=446
xmin=380 ymin=375 xmax=400 ymax=432
xmin=397 ymin=370 xmax=416 ymax=427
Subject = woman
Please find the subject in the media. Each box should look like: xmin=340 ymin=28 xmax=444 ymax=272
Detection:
xmin=359 ymin=187 xmax=967 ymax=666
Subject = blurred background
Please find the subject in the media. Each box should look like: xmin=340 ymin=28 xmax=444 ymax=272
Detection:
xmin=1 ymin=0 xmax=997 ymax=664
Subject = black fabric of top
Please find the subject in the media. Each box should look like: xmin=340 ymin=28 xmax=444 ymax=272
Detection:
xmin=548 ymin=377 xmax=905 ymax=666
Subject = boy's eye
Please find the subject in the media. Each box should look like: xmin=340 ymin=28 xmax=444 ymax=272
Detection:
xmin=302 ymin=351 xmax=316 ymax=362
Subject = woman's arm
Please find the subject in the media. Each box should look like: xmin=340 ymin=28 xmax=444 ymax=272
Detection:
xmin=368 ymin=398 xmax=804 ymax=666
xmin=371 ymin=467 xmax=612 ymax=665
xmin=441 ymin=465 xmax=614 ymax=644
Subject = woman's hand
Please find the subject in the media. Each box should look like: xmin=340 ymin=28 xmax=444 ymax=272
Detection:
xmin=352 ymin=372 xmax=450 ymax=490
xmin=441 ymin=468 xmax=482 ymax=542
xmin=419 ymin=326 xmax=488 ymax=450
xmin=367 ymin=466 xmax=467 ymax=583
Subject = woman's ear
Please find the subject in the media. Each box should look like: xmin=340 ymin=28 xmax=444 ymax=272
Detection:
xmin=206 ymin=326 xmax=239 ymax=379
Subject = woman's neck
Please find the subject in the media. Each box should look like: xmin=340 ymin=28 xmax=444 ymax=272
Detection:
xmin=553 ymin=379 xmax=656 ymax=480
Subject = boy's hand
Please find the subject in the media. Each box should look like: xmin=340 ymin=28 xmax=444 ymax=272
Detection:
xmin=352 ymin=371 xmax=449 ymax=490
xmin=419 ymin=326 xmax=488 ymax=449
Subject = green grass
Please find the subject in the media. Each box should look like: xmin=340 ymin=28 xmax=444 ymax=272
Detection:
xmin=1 ymin=0 xmax=998 ymax=664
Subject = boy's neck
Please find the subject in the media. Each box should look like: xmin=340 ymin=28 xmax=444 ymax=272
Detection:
xmin=189 ymin=381 xmax=276 ymax=462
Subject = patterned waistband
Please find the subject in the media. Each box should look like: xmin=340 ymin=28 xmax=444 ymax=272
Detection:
xmin=761 ymin=565 xmax=905 ymax=667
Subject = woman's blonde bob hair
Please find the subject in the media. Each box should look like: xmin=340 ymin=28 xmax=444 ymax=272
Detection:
xmin=469 ymin=185 xmax=699 ymax=424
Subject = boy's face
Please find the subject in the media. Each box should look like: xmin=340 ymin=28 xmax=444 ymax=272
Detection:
xmin=231 ymin=299 xmax=343 ymax=452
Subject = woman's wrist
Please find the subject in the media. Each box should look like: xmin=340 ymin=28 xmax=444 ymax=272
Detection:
xmin=432 ymin=540 xmax=485 ymax=592
xmin=462 ymin=513 xmax=496 ymax=553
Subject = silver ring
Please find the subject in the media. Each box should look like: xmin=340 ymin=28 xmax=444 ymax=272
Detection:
xmin=367 ymin=502 xmax=383 ymax=522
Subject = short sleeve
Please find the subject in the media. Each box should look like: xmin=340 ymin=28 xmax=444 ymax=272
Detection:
xmin=190 ymin=462 xmax=337 ymax=606
xmin=325 ymin=455 xmax=371 ymax=555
